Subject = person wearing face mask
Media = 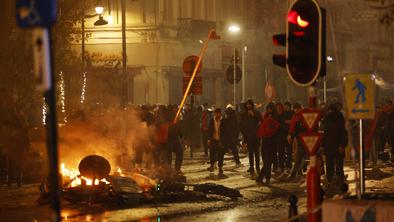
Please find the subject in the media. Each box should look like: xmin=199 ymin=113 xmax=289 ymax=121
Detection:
xmin=240 ymin=99 xmax=262 ymax=176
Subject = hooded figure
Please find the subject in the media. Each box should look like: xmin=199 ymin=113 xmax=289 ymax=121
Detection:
xmin=322 ymin=103 xmax=348 ymax=185
xmin=240 ymin=99 xmax=262 ymax=175
xmin=222 ymin=104 xmax=241 ymax=165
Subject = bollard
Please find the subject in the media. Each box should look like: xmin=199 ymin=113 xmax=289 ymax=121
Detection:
xmin=288 ymin=194 xmax=299 ymax=222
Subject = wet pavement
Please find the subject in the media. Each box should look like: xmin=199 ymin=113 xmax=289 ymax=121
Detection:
xmin=1 ymin=151 xmax=394 ymax=222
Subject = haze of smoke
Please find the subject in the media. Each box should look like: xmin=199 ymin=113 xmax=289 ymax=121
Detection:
xmin=58 ymin=107 xmax=154 ymax=172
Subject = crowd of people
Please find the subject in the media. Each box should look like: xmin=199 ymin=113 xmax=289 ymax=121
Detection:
xmin=134 ymin=98 xmax=394 ymax=187
xmin=1 ymin=86 xmax=394 ymax=189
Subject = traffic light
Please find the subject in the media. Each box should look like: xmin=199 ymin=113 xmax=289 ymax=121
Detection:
xmin=272 ymin=34 xmax=286 ymax=68
xmin=286 ymin=0 xmax=325 ymax=86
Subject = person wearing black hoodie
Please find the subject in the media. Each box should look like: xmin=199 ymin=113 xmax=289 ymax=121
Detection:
xmin=240 ymin=99 xmax=262 ymax=175
xmin=222 ymin=104 xmax=241 ymax=166
xmin=322 ymin=103 xmax=348 ymax=185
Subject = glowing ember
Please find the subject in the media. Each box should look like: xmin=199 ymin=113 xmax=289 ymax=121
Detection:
xmin=60 ymin=163 xmax=110 ymax=188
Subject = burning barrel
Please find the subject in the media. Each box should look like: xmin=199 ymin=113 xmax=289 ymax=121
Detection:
xmin=78 ymin=155 xmax=111 ymax=182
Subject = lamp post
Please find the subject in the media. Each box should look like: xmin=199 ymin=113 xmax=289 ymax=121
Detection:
xmin=242 ymin=44 xmax=247 ymax=102
xmin=121 ymin=0 xmax=130 ymax=106
xmin=80 ymin=2 xmax=108 ymax=104
xmin=228 ymin=24 xmax=245 ymax=106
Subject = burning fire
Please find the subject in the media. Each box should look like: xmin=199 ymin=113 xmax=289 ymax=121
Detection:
xmin=60 ymin=163 xmax=110 ymax=187
xmin=116 ymin=168 xmax=125 ymax=177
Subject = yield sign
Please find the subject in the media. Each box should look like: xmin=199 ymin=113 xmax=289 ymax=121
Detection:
xmin=299 ymin=132 xmax=322 ymax=155
xmin=300 ymin=109 xmax=321 ymax=132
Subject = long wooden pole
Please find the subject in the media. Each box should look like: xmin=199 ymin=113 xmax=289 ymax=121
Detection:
xmin=173 ymin=29 xmax=214 ymax=124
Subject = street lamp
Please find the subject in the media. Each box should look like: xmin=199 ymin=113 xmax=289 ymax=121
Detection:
xmin=228 ymin=24 xmax=241 ymax=33
xmin=81 ymin=2 xmax=108 ymax=104
xmin=95 ymin=6 xmax=104 ymax=14
xmin=227 ymin=24 xmax=246 ymax=106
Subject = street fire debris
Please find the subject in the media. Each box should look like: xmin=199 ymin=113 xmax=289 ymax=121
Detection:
xmin=37 ymin=155 xmax=242 ymax=206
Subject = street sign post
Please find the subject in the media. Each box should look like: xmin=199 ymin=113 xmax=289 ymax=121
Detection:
xmin=344 ymin=74 xmax=376 ymax=198
xmin=17 ymin=1 xmax=60 ymax=221
xmin=16 ymin=0 xmax=57 ymax=28
xmin=299 ymin=102 xmax=322 ymax=222
xmin=344 ymin=74 xmax=375 ymax=120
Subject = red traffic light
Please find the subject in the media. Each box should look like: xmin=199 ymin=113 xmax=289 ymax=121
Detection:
xmin=297 ymin=15 xmax=309 ymax=28
xmin=286 ymin=0 xmax=323 ymax=87
xmin=288 ymin=10 xmax=310 ymax=28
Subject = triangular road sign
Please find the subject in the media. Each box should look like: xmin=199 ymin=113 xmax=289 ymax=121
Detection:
xmin=300 ymin=109 xmax=321 ymax=132
xmin=300 ymin=133 xmax=323 ymax=155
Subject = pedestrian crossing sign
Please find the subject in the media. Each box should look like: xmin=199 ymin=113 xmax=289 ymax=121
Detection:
xmin=344 ymin=74 xmax=375 ymax=119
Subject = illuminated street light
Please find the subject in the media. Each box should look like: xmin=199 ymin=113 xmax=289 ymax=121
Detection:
xmin=228 ymin=24 xmax=241 ymax=33
xmin=227 ymin=23 xmax=246 ymax=102
xmin=95 ymin=6 xmax=104 ymax=15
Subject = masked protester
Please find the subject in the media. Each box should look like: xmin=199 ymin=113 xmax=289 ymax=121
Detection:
xmin=207 ymin=108 xmax=226 ymax=177
xmin=240 ymin=99 xmax=262 ymax=176
xmin=322 ymin=103 xmax=348 ymax=187
xmin=222 ymin=104 xmax=241 ymax=166
xmin=256 ymin=103 xmax=280 ymax=184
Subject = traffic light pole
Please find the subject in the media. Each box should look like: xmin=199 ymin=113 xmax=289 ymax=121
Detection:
xmin=307 ymin=86 xmax=321 ymax=222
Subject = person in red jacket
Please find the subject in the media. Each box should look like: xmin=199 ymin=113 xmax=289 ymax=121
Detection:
xmin=287 ymin=103 xmax=307 ymax=181
xmin=154 ymin=106 xmax=170 ymax=168
xmin=256 ymin=103 xmax=280 ymax=184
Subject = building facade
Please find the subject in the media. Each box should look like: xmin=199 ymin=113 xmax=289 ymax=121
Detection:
xmin=72 ymin=0 xmax=265 ymax=107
